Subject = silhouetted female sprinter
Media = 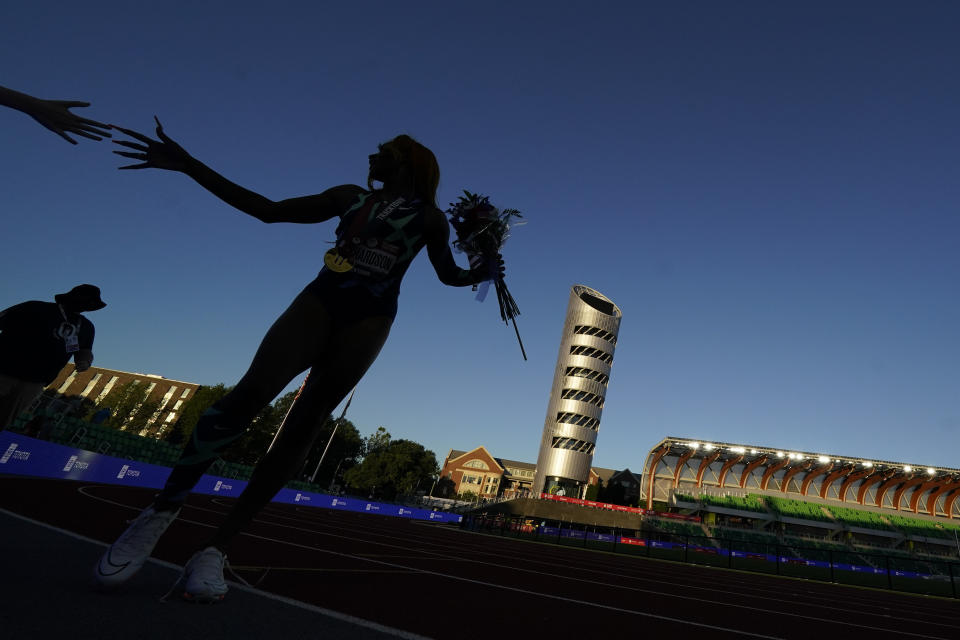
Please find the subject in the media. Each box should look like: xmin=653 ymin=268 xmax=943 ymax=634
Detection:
xmin=94 ymin=118 xmax=501 ymax=602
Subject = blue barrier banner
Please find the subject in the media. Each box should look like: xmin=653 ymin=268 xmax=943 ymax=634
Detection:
xmin=0 ymin=431 xmax=461 ymax=524
xmin=689 ymin=545 xmax=727 ymax=556
xmin=731 ymin=550 xmax=777 ymax=563
xmin=587 ymin=532 xmax=616 ymax=543
xmin=193 ymin=475 xmax=249 ymax=498
xmin=271 ymin=489 xmax=462 ymax=523
xmin=1 ymin=431 xmax=171 ymax=488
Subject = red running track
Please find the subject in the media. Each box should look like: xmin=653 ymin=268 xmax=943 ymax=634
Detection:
xmin=2 ymin=476 xmax=958 ymax=639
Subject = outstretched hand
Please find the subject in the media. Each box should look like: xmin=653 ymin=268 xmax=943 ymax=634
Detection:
xmin=112 ymin=117 xmax=192 ymax=171
xmin=27 ymin=97 xmax=111 ymax=144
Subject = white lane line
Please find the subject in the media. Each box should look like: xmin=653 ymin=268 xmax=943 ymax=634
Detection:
xmin=237 ymin=505 xmax=960 ymax=635
xmin=278 ymin=508 xmax=960 ymax=627
xmin=73 ymin=487 xmax=777 ymax=637
xmin=233 ymin=527 xmax=787 ymax=640
xmin=274 ymin=505 xmax=935 ymax=612
xmin=15 ymin=492 xmax=431 ymax=640
xmin=76 ymin=486 xmax=955 ymax=639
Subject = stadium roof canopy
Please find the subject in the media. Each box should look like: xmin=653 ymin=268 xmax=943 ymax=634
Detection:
xmin=653 ymin=436 xmax=958 ymax=476
xmin=641 ymin=436 xmax=960 ymax=518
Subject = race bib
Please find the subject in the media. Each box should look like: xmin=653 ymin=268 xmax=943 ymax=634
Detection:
xmin=351 ymin=241 xmax=399 ymax=276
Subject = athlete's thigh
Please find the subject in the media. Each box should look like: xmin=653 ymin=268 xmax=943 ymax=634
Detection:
xmin=231 ymin=289 xmax=335 ymax=406
xmin=323 ymin=314 xmax=393 ymax=389
xmin=283 ymin=315 xmax=393 ymax=422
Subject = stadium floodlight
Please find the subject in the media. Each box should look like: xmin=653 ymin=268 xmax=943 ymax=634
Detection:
xmin=927 ymin=468 xmax=936 ymax=475
xmin=689 ymin=442 xmax=700 ymax=449
xmin=776 ymin=451 xmax=785 ymax=458
xmin=750 ymin=449 xmax=758 ymax=454
xmin=818 ymin=455 xmax=830 ymax=464
xmin=904 ymin=466 xmax=913 ymax=473
xmin=863 ymin=461 xmax=873 ymax=468
xmin=730 ymin=446 xmax=746 ymax=454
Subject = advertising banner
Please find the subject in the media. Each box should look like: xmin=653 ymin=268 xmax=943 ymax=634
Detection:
xmin=537 ymin=491 xmax=702 ymax=522
xmin=0 ymin=432 xmax=461 ymax=524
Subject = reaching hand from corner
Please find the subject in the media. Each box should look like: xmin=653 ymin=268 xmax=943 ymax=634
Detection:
xmin=0 ymin=85 xmax=111 ymax=144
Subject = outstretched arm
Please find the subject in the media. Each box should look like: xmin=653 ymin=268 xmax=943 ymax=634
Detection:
xmin=424 ymin=208 xmax=504 ymax=286
xmin=112 ymin=118 xmax=363 ymax=223
xmin=0 ymin=85 xmax=111 ymax=144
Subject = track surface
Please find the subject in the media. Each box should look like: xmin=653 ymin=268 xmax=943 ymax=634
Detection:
xmin=2 ymin=476 xmax=957 ymax=639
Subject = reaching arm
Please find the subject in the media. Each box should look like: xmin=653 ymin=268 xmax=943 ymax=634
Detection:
xmin=0 ymin=85 xmax=111 ymax=144
xmin=113 ymin=118 xmax=363 ymax=223
xmin=424 ymin=207 xmax=504 ymax=286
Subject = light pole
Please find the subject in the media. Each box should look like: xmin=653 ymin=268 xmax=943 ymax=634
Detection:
xmin=267 ymin=374 xmax=309 ymax=454
xmin=310 ymin=389 xmax=355 ymax=484
xmin=328 ymin=457 xmax=345 ymax=491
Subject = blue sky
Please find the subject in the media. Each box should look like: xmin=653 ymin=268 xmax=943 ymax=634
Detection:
xmin=2 ymin=1 xmax=958 ymax=472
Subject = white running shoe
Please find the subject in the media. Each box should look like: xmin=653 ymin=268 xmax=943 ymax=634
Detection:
xmin=181 ymin=546 xmax=229 ymax=603
xmin=93 ymin=506 xmax=179 ymax=589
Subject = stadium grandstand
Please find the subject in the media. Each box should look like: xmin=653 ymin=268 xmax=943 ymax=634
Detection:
xmin=645 ymin=436 xmax=960 ymax=561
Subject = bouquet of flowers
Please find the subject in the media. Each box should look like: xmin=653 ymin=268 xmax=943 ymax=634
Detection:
xmin=446 ymin=190 xmax=526 ymax=360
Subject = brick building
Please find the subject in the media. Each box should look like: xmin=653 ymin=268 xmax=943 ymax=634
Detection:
xmin=44 ymin=364 xmax=201 ymax=436
xmin=441 ymin=446 xmax=618 ymax=500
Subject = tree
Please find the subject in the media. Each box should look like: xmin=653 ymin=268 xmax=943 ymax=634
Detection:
xmin=163 ymin=383 xmax=231 ymax=444
xmin=220 ymin=404 xmax=279 ymax=466
xmin=344 ymin=437 xmax=438 ymax=501
xmin=298 ymin=416 xmax=364 ymax=487
xmin=219 ymin=389 xmax=299 ymax=466
xmin=433 ymin=475 xmax=456 ymax=499
xmin=598 ymin=480 xmax=626 ymax=506
xmin=97 ymin=380 xmax=150 ymax=431
xmin=132 ymin=397 xmax=163 ymax=437
xmin=364 ymin=426 xmax=391 ymax=456
xmin=213 ymin=390 xmax=365 ymax=476
xmin=584 ymin=482 xmax=600 ymax=501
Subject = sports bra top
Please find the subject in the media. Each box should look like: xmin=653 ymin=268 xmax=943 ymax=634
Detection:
xmin=321 ymin=191 xmax=429 ymax=298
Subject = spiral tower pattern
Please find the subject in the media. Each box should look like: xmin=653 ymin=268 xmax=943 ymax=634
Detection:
xmin=533 ymin=285 xmax=622 ymax=497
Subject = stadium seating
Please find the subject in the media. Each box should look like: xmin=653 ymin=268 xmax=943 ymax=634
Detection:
xmin=645 ymin=517 xmax=706 ymax=538
xmin=825 ymin=505 xmax=896 ymax=532
xmin=763 ymin=496 xmax=834 ymax=523
xmin=699 ymin=494 xmax=769 ymax=513
xmin=886 ymin=514 xmax=960 ymax=541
